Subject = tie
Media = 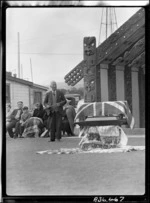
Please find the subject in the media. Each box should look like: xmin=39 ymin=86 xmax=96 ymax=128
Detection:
xmin=52 ymin=91 xmax=56 ymax=104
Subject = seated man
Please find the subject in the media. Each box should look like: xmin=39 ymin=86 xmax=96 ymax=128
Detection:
xmin=6 ymin=101 xmax=23 ymax=138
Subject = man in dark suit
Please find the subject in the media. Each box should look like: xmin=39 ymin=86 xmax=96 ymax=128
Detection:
xmin=6 ymin=101 xmax=23 ymax=138
xmin=44 ymin=81 xmax=66 ymax=141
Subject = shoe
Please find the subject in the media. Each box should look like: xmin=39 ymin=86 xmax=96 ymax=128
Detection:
xmin=48 ymin=140 xmax=55 ymax=142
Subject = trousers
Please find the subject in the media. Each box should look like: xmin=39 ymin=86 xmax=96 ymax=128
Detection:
xmin=50 ymin=111 xmax=62 ymax=141
xmin=14 ymin=122 xmax=25 ymax=138
xmin=6 ymin=120 xmax=18 ymax=138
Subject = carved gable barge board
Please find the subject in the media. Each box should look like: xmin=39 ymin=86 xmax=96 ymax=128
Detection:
xmin=112 ymin=56 xmax=124 ymax=66
xmin=107 ymin=26 xmax=144 ymax=65
xmin=123 ymin=49 xmax=145 ymax=67
xmin=129 ymin=51 xmax=145 ymax=68
xmin=122 ymin=37 xmax=145 ymax=65
xmin=113 ymin=36 xmax=145 ymax=66
xmin=109 ymin=25 xmax=145 ymax=63
xmin=97 ymin=8 xmax=144 ymax=56
xmin=96 ymin=8 xmax=144 ymax=64
xmin=65 ymin=60 xmax=84 ymax=79
xmin=102 ymin=27 xmax=145 ymax=65
xmin=97 ymin=18 xmax=145 ymax=65
xmin=64 ymin=8 xmax=145 ymax=86
xmin=64 ymin=60 xmax=84 ymax=86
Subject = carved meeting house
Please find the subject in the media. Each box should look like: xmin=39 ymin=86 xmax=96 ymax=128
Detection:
xmin=65 ymin=8 xmax=145 ymax=128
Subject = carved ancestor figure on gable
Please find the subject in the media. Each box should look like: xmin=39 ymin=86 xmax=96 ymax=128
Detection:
xmin=83 ymin=37 xmax=97 ymax=102
xmin=85 ymin=79 xmax=95 ymax=92
xmin=84 ymin=79 xmax=95 ymax=102
xmin=84 ymin=37 xmax=96 ymax=56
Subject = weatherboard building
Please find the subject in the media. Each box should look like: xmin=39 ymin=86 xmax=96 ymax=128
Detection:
xmin=6 ymin=71 xmax=48 ymax=110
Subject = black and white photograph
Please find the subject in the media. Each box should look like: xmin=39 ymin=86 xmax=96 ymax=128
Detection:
xmin=2 ymin=0 xmax=148 ymax=201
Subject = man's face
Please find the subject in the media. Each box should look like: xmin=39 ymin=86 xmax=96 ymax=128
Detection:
xmin=35 ymin=103 xmax=40 ymax=109
xmin=17 ymin=102 xmax=23 ymax=109
xmin=50 ymin=82 xmax=57 ymax=91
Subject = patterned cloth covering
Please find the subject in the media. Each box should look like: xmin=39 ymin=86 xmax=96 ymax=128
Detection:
xmin=36 ymin=125 xmax=145 ymax=155
xmin=36 ymin=101 xmax=144 ymax=155
xmin=22 ymin=117 xmax=44 ymax=138
xmin=75 ymin=101 xmax=134 ymax=129
xmin=78 ymin=126 xmax=128 ymax=150
xmin=36 ymin=146 xmax=145 ymax=155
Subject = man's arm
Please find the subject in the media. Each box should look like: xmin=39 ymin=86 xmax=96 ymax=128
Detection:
xmin=9 ymin=109 xmax=16 ymax=120
xmin=57 ymin=91 xmax=66 ymax=107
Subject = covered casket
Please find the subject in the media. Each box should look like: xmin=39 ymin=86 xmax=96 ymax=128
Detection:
xmin=75 ymin=101 xmax=134 ymax=150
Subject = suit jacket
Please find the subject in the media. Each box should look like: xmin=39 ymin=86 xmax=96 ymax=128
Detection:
xmin=10 ymin=109 xmax=23 ymax=121
xmin=44 ymin=89 xmax=66 ymax=115
xmin=33 ymin=109 xmax=45 ymax=120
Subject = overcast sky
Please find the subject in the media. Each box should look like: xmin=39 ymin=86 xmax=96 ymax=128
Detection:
xmin=6 ymin=7 xmax=141 ymax=86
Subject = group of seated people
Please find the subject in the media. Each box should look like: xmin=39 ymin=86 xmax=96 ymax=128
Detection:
xmin=6 ymin=100 xmax=76 ymax=138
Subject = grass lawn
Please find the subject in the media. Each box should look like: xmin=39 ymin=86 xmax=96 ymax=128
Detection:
xmin=6 ymin=136 xmax=145 ymax=196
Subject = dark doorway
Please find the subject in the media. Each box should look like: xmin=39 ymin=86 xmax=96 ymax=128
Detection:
xmin=34 ymin=91 xmax=42 ymax=104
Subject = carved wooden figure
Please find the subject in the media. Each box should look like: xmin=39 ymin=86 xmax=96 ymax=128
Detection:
xmin=83 ymin=37 xmax=97 ymax=102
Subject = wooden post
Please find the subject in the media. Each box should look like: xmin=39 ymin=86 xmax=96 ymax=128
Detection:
xmin=100 ymin=64 xmax=109 ymax=102
xmin=83 ymin=37 xmax=97 ymax=102
xmin=131 ymin=66 xmax=140 ymax=127
xmin=116 ymin=65 xmax=125 ymax=101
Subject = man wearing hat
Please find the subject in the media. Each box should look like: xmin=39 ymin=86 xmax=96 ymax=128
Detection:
xmin=44 ymin=81 xmax=66 ymax=141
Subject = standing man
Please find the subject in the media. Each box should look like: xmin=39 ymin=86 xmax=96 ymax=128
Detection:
xmin=44 ymin=81 xmax=66 ymax=141
xmin=6 ymin=101 xmax=23 ymax=138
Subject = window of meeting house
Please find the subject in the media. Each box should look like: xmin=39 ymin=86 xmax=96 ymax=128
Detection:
xmin=34 ymin=91 xmax=42 ymax=104
xmin=6 ymin=84 xmax=11 ymax=103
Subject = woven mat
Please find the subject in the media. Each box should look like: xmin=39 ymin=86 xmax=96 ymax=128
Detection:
xmin=36 ymin=146 xmax=145 ymax=155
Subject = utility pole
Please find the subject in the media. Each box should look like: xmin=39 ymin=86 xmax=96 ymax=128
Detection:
xmin=30 ymin=58 xmax=33 ymax=82
xmin=18 ymin=32 xmax=20 ymax=78
xmin=21 ymin=64 xmax=23 ymax=79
